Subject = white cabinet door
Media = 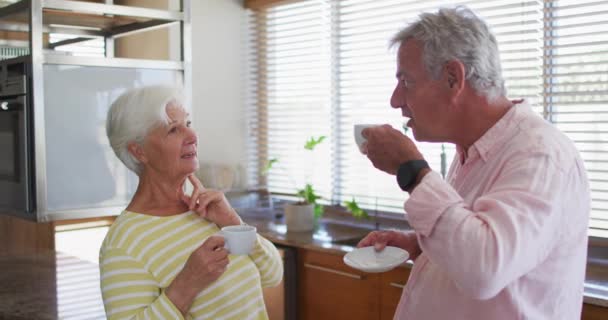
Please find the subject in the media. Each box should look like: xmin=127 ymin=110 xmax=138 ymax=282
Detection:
xmin=43 ymin=64 xmax=183 ymax=216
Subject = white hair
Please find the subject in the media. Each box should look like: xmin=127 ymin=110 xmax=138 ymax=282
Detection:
xmin=390 ymin=6 xmax=506 ymax=100
xmin=106 ymin=85 xmax=184 ymax=175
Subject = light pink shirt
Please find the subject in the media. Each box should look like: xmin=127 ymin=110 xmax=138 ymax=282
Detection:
xmin=395 ymin=103 xmax=590 ymax=320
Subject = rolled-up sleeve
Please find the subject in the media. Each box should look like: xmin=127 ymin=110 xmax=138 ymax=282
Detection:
xmin=405 ymin=153 xmax=570 ymax=300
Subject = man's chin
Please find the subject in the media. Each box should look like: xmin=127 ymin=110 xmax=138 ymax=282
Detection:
xmin=412 ymin=130 xmax=435 ymax=143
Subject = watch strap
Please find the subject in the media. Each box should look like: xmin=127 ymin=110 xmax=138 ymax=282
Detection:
xmin=397 ymin=159 xmax=430 ymax=191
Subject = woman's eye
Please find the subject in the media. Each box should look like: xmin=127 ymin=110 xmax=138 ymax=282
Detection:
xmin=169 ymin=127 xmax=177 ymax=134
xmin=186 ymin=120 xmax=192 ymax=127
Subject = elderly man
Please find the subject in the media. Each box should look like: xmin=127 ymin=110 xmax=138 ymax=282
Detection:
xmin=358 ymin=6 xmax=590 ymax=320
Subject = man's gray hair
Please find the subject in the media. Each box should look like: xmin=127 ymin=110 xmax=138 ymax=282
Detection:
xmin=390 ymin=6 xmax=505 ymax=100
xmin=106 ymin=85 xmax=184 ymax=175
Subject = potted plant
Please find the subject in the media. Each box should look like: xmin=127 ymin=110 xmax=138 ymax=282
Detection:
xmin=263 ymin=136 xmax=325 ymax=232
xmin=264 ymin=136 xmax=371 ymax=231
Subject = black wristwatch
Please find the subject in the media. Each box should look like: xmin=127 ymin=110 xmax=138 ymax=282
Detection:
xmin=396 ymin=160 xmax=430 ymax=192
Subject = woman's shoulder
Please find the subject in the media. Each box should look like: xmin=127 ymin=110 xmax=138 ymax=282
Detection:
xmin=101 ymin=211 xmax=157 ymax=251
xmin=101 ymin=210 xmax=212 ymax=253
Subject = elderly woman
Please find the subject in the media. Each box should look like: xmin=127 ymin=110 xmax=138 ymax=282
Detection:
xmin=99 ymin=86 xmax=283 ymax=320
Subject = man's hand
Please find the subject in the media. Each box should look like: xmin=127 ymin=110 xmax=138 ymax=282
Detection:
xmin=361 ymin=125 xmax=424 ymax=175
xmin=358 ymin=230 xmax=422 ymax=261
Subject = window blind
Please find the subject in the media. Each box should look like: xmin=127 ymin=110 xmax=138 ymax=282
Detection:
xmin=335 ymin=0 xmax=542 ymax=212
xmin=245 ymin=1 xmax=333 ymax=202
xmin=548 ymin=0 xmax=608 ymax=238
xmin=246 ymin=0 xmax=608 ymax=237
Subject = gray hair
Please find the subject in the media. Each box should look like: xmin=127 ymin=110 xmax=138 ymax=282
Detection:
xmin=390 ymin=6 xmax=505 ymax=100
xmin=106 ymin=85 xmax=184 ymax=175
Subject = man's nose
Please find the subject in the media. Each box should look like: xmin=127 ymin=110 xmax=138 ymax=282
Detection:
xmin=390 ymin=85 xmax=403 ymax=109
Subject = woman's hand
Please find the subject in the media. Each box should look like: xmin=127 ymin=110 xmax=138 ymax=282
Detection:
xmin=358 ymin=230 xmax=422 ymax=261
xmin=166 ymin=236 xmax=230 ymax=315
xmin=182 ymin=174 xmax=241 ymax=228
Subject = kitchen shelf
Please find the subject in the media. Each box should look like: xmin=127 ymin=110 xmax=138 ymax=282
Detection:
xmin=0 ymin=0 xmax=183 ymax=38
xmin=0 ymin=0 xmax=191 ymax=222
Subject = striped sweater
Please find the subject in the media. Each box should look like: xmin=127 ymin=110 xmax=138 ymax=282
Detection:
xmin=99 ymin=210 xmax=283 ymax=320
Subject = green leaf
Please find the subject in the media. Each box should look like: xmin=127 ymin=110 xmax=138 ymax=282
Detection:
xmin=296 ymin=184 xmax=324 ymax=219
xmin=297 ymin=183 xmax=321 ymax=204
xmin=314 ymin=203 xmax=324 ymax=219
xmin=343 ymin=198 xmax=369 ymax=219
xmin=262 ymin=158 xmax=278 ymax=175
xmin=304 ymin=135 xmax=326 ymax=150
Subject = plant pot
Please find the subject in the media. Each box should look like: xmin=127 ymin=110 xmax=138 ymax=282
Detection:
xmin=284 ymin=203 xmax=314 ymax=232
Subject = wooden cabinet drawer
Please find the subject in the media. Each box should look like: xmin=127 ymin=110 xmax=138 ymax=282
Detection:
xmin=581 ymin=303 xmax=608 ymax=320
xmin=380 ymin=266 xmax=410 ymax=320
xmin=297 ymin=248 xmax=380 ymax=320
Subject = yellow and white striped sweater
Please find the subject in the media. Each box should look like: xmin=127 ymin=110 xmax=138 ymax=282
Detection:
xmin=99 ymin=210 xmax=283 ymax=320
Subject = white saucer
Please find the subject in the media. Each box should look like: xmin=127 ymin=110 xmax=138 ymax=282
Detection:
xmin=343 ymin=246 xmax=409 ymax=273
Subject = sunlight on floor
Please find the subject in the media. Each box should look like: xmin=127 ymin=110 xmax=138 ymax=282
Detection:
xmin=55 ymin=227 xmax=110 ymax=265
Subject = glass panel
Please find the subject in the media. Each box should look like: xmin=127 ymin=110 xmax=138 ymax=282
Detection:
xmin=43 ymin=64 xmax=183 ymax=212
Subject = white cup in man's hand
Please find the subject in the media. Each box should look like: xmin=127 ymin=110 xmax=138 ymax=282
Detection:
xmin=221 ymin=225 xmax=257 ymax=255
xmin=354 ymin=124 xmax=381 ymax=152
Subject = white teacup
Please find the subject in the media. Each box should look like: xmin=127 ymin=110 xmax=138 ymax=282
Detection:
xmin=354 ymin=124 xmax=381 ymax=152
xmin=221 ymin=225 xmax=257 ymax=255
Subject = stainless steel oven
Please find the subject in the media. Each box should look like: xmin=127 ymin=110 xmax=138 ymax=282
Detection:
xmin=0 ymin=59 xmax=34 ymax=216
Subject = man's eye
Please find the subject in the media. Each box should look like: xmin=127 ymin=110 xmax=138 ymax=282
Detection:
xmin=186 ymin=120 xmax=192 ymax=127
xmin=169 ymin=127 xmax=177 ymax=134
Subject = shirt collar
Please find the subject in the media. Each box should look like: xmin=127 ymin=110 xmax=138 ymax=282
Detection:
xmin=457 ymin=101 xmax=528 ymax=164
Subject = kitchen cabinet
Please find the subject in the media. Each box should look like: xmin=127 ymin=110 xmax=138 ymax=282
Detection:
xmin=582 ymin=303 xmax=608 ymax=320
xmin=297 ymin=248 xmax=381 ymax=320
xmin=297 ymin=248 xmax=412 ymax=320
xmin=295 ymin=248 xmax=608 ymax=320
xmin=379 ymin=265 xmax=410 ymax=320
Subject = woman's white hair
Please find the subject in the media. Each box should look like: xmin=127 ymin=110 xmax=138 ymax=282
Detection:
xmin=106 ymin=85 xmax=184 ymax=175
xmin=390 ymin=6 xmax=506 ymax=100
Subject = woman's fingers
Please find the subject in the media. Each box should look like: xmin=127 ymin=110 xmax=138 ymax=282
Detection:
xmin=197 ymin=191 xmax=221 ymax=212
xmin=185 ymin=174 xmax=206 ymax=210
xmin=203 ymin=235 xmax=225 ymax=250
xmin=189 ymin=190 xmax=222 ymax=218
xmin=187 ymin=173 xmax=205 ymax=189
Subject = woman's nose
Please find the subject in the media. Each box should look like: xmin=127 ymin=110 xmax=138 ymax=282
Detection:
xmin=184 ymin=127 xmax=197 ymax=145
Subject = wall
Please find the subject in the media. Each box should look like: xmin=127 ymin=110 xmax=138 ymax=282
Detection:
xmin=190 ymin=0 xmax=247 ymax=188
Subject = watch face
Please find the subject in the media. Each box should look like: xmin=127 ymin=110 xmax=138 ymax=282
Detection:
xmin=397 ymin=160 xmax=429 ymax=191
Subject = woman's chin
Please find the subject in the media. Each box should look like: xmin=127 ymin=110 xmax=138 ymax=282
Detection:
xmin=180 ymin=159 xmax=199 ymax=175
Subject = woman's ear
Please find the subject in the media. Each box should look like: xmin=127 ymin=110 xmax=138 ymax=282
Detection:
xmin=444 ymin=60 xmax=465 ymax=93
xmin=128 ymin=142 xmax=147 ymax=164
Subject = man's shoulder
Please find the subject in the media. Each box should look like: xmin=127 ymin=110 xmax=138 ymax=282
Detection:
xmin=507 ymin=110 xmax=580 ymax=170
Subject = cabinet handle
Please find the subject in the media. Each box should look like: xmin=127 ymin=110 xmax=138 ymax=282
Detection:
xmin=390 ymin=282 xmax=405 ymax=289
xmin=304 ymin=263 xmax=363 ymax=280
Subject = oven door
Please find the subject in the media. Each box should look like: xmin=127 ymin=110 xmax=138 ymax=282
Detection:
xmin=0 ymin=94 xmax=33 ymax=214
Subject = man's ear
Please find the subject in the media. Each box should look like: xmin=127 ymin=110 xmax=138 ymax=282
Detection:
xmin=128 ymin=142 xmax=147 ymax=164
xmin=444 ymin=60 xmax=465 ymax=93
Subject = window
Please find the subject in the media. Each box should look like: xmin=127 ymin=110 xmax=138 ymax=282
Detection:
xmin=246 ymin=0 xmax=608 ymax=238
